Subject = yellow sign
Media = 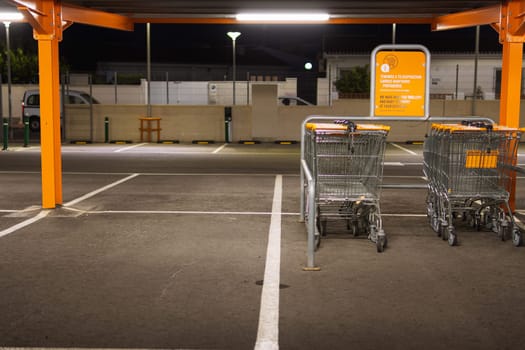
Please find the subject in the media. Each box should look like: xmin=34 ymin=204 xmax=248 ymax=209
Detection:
xmin=374 ymin=51 xmax=426 ymax=117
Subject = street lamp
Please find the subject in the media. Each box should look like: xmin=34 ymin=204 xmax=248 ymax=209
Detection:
xmin=0 ymin=12 xmax=24 ymax=141
xmin=227 ymin=31 xmax=241 ymax=105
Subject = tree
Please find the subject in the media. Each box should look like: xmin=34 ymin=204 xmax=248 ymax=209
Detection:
xmin=0 ymin=48 xmax=38 ymax=83
xmin=334 ymin=64 xmax=370 ymax=94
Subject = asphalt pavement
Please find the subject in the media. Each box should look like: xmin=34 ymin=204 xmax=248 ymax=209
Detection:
xmin=1 ymin=142 xmax=525 ymax=350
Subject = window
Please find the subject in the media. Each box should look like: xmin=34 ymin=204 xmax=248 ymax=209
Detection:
xmin=26 ymin=94 xmax=39 ymax=106
xmin=67 ymin=95 xmax=85 ymax=104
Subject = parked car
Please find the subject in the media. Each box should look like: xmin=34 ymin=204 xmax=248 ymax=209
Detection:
xmin=278 ymin=96 xmax=313 ymax=106
xmin=21 ymin=89 xmax=100 ymax=131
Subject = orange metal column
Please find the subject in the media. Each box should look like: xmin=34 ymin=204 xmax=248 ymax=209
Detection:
xmin=38 ymin=36 xmax=62 ymax=208
xmin=18 ymin=0 xmax=132 ymax=209
xmin=499 ymin=41 xmax=523 ymax=212
xmin=52 ymin=37 xmax=62 ymax=205
xmin=499 ymin=41 xmax=523 ymax=127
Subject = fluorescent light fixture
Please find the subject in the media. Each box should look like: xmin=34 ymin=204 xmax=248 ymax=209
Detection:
xmin=0 ymin=12 xmax=24 ymax=22
xmin=236 ymin=13 xmax=330 ymax=22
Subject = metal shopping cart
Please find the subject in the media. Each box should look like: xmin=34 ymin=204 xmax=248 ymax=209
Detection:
xmin=423 ymin=122 xmax=523 ymax=246
xmin=303 ymin=120 xmax=390 ymax=252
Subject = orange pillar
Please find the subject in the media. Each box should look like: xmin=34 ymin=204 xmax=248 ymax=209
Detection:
xmin=499 ymin=41 xmax=523 ymax=212
xmin=38 ymin=36 xmax=62 ymax=208
xmin=499 ymin=41 xmax=523 ymax=127
xmin=51 ymin=37 xmax=62 ymax=205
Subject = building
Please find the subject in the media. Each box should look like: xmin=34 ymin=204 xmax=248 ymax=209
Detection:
xmin=324 ymin=51 xmax=523 ymax=101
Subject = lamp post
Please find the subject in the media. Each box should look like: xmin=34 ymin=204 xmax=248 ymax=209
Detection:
xmin=227 ymin=31 xmax=241 ymax=105
xmin=4 ymin=21 xmax=11 ymax=139
xmin=0 ymin=12 xmax=23 ymax=142
xmin=146 ymin=22 xmax=152 ymax=117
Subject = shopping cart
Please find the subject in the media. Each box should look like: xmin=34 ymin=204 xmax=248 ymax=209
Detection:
xmin=423 ymin=122 xmax=523 ymax=246
xmin=303 ymin=120 xmax=390 ymax=252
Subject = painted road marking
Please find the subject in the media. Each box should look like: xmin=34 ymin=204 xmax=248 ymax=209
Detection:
xmin=212 ymin=143 xmax=228 ymax=153
xmin=390 ymin=142 xmax=418 ymax=155
xmin=255 ymin=175 xmax=282 ymax=350
xmin=114 ymin=143 xmax=147 ymax=153
xmin=63 ymin=174 xmax=140 ymax=206
xmin=0 ymin=210 xmax=51 ymax=238
xmin=62 ymin=207 xmax=299 ymax=216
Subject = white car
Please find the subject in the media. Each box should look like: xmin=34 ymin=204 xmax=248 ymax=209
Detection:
xmin=278 ymin=96 xmax=313 ymax=106
xmin=21 ymin=89 xmax=100 ymax=131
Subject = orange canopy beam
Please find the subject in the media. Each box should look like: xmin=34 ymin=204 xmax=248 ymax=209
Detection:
xmin=62 ymin=4 xmax=133 ymax=31
xmin=12 ymin=0 xmax=133 ymax=31
xmin=432 ymin=4 xmax=500 ymax=31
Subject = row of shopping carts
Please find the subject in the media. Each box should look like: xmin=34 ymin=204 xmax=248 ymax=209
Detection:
xmin=301 ymin=118 xmax=523 ymax=259
xmin=423 ymin=121 xmax=523 ymax=246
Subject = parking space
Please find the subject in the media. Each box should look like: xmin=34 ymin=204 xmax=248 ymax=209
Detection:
xmin=1 ymin=142 xmax=525 ymax=349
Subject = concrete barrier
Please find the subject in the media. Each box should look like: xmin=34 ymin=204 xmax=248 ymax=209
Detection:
xmin=63 ymin=98 xmax=523 ymax=143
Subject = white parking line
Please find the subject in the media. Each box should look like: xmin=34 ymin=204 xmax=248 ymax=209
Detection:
xmin=0 ymin=210 xmax=51 ymax=238
xmin=212 ymin=143 xmax=228 ymax=153
xmin=63 ymin=174 xmax=140 ymax=206
xmin=390 ymin=142 xmax=418 ymax=155
xmin=255 ymin=174 xmax=282 ymax=350
xmin=63 ymin=207 xmax=299 ymax=216
xmin=114 ymin=143 xmax=147 ymax=153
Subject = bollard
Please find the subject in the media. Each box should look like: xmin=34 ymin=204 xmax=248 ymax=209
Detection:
xmin=2 ymin=118 xmax=8 ymax=150
xmin=224 ymin=107 xmax=232 ymax=143
xmin=23 ymin=116 xmax=29 ymax=147
xmin=104 ymin=117 xmax=109 ymax=143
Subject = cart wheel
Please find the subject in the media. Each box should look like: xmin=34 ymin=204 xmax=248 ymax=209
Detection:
xmin=350 ymin=222 xmax=359 ymax=237
xmin=448 ymin=229 xmax=457 ymax=246
xmin=512 ymin=227 xmax=523 ymax=247
xmin=432 ymin=215 xmax=440 ymax=236
xmin=475 ymin=216 xmax=482 ymax=231
xmin=314 ymin=233 xmax=321 ymax=251
xmin=467 ymin=214 xmax=473 ymax=227
xmin=499 ymin=224 xmax=508 ymax=242
xmin=440 ymin=224 xmax=448 ymax=241
xmin=376 ymin=235 xmax=386 ymax=253
xmin=316 ymin=215 xmax=327 ymax=237
xmin=467 ymin=214 xmax=478 ymax=229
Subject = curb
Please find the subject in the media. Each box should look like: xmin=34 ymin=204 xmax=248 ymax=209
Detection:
xmin=192 ymin=140 xmax=215 ymax=144
xmin=275 ymin=140 xmax=298 ymax=145
xmin=110 ymin=140 xmax=133 ymax=144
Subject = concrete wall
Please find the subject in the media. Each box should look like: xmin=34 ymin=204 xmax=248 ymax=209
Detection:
xmin=6 ymin=84 xmax=525 ymax=143
xmin=66 ymin=104 xmax=229 ymax=142
xmin=64 ymin=94 xmax=525 ymax=143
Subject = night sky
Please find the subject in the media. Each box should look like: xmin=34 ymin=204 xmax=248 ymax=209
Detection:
xmin=6 ymin=22 xmax=502 ymax=71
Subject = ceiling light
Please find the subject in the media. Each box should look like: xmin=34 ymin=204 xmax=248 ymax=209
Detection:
xmin=0 ymin=12 xmax=24 ymax=22
xmin=236 ymin=13 xmax=330 ymax=22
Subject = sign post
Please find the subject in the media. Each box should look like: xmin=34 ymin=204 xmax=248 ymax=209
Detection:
xmin=370 ymin=45 xmax=430 ymax=118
